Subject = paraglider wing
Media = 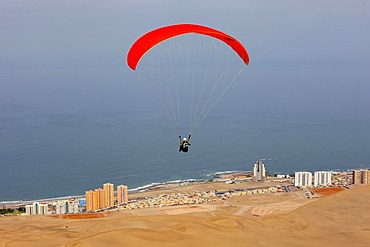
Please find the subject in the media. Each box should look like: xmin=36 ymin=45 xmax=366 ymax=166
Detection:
xmin=126 ymin=23 xmax=250 ymax=143
xmin=127 ymin=24 xmax=249 ymax=70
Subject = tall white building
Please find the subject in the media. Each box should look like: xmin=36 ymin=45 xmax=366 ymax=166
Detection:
xmin=314 ymin=171 xmax=332 ymax=187
xmin=39 ymin=203 xmax=48 ymax=215
xmin=25 ymin=205 xmax=33 ymax=215
xmin=25 ymin=202 xmax=49 ymax=215
xmin=252 ymin=160 xmax=266 ymax=182
xmin=294 ymin=172 xmax=313 ymax=187
xmin=56 ymin=199 xmax=79 ymax=214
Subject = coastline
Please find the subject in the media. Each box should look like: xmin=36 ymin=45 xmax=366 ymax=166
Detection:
xmin=0 ymin=170 xmax=248 ymax=207
xmin=1 ymin=167 xmax=355 ymax=210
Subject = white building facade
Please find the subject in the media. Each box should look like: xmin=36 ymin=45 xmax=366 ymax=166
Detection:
xmin=294 ymin=172 xmax=313 ymax=187
xmin=252 ymin=160 xmax=266 ymax=182
xmin=25 ymin=202 xmax=49 ymax=215
xmin=56 ymin=199 xmax=79 ymax=214
xmin=314 ymin=171 xmax=332 ymax=187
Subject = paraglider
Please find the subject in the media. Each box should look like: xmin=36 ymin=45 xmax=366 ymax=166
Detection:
xmin=127 ymin=24 xmax=249 ymax=152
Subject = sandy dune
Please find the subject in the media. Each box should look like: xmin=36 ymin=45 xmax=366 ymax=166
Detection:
xmin=1 ymin=185 xmax=370 ymax=247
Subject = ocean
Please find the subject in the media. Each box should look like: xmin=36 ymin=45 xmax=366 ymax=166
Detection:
xmin=1 ymin=68 xmax=370 ymax=202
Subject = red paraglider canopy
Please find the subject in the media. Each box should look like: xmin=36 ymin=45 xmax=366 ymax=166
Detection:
xmin=127 ymin=24 xmax=249 ymax=70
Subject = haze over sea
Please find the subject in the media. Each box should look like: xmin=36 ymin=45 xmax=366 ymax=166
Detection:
xmin=1 ymin=1 xmax=370 ymax=202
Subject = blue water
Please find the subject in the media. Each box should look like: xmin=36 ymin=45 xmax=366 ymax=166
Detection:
xmin=1 ymin=68 xmax=370 ymax=202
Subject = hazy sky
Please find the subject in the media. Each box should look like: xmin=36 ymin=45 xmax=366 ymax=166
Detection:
xmin=1 ymin=0 xmax=370 ymax=118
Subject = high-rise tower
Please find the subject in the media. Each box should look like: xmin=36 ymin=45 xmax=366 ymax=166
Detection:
xmin=117 ymin=185 xmax=129 ymax=204
xmin=314 ymin=171 xmax=332 ymax=187
xmin=103 ymin=182 xmax=114 ymax=208
xmin=252 ymin=160 xmax=266 ymax=182
xmin=294 ymin=172 xmax=313 ymax=187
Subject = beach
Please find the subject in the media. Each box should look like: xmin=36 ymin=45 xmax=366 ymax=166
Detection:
xmin=1 ymin=180 xmax=369 ymax=247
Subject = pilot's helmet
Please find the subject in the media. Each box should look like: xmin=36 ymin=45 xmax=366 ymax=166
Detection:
xmin=183 ymin=137 xmax=187 ymax=141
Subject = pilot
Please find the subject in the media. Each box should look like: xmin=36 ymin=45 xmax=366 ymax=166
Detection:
xmin=179 ymin=135 xmax=191 ymax=152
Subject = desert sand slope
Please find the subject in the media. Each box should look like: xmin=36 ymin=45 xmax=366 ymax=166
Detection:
xmin=1 ymin=185 xmax=369 ymax=247
xmin=260 ymin=185 xmax=370 ymax=247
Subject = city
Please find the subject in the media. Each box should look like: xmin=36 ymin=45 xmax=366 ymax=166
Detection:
xmin=3 ymin=160 xmax=368 ymax=216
